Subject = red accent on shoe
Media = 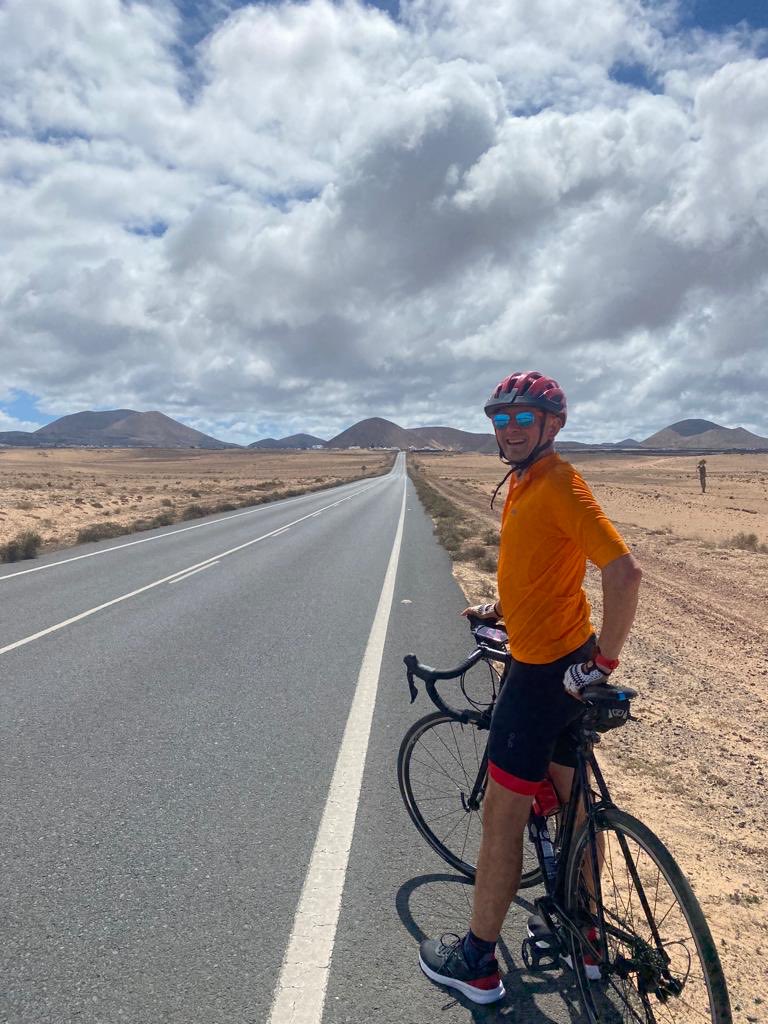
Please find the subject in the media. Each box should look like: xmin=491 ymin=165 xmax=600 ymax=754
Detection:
xmin=584 ymin=927 xmax=599 ymax=965
xmin=470 ymin=972 xmax=502 ymax=990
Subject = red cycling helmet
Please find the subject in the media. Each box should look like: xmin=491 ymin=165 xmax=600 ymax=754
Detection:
xmin=484 ymin=370 xmax=567 ymax=425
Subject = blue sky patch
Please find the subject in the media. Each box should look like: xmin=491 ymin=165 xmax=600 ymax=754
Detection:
xmin=125 ymin=221 xmax=169 ymax=238
xmin=609 ymin=62 xmax=661 ymax=92
xmin=680 ymin=0 xmax=768 ymax=31
xmin=0 ymin=391 xmax=53 ymax=430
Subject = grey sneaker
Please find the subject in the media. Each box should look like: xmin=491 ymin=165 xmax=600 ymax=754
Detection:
xmin=419 ymin=934 xmax=505 ymax=1004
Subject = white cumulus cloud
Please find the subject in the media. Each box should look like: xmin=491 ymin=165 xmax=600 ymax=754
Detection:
xmin=0 ymin=0 xmax=766 ymax=445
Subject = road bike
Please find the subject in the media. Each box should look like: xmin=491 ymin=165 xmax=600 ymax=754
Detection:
xmin=397 ymin=617 xmax=732 ymax=1023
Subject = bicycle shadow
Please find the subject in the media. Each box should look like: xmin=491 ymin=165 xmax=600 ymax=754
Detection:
xmin=395 ymin=872 xmax=584 ymax=1022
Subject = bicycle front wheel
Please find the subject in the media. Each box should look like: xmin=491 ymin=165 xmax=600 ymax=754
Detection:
xmin=398 ymin=711 xmax=541 ymax=887
xmin=565 ymin=808 xmax=731 ymax=1024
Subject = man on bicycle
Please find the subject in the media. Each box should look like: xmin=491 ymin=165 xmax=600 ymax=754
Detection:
xmin=419 ymin=370 xmax=643 ymax=1004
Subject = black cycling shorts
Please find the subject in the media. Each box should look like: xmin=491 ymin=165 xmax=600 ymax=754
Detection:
xmin=487 ymin=635 xmax=596 ymax=794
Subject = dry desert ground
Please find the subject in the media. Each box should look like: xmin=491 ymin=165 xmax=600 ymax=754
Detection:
xmin=0 ymin=447 xmax=394 ymax=554
xmin=412 ymin=450 xmax=768 ymax=1021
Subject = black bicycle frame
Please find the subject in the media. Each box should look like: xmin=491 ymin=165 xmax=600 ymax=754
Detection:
xmin=531 ymin=735 xmax=617 ymax=966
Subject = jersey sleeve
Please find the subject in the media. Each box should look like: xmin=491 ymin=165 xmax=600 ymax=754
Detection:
xmin=550 ymin=469 xmax=630 ymax=568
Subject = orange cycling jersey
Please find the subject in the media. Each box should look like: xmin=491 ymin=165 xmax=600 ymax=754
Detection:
xmin=497 ymin=452 xmax=629 ymax=664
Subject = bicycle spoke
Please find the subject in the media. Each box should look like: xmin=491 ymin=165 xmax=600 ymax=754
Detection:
xmin=400 ymin=713 xmax=541 ymax=887
xmin=565 ymin=811 xmax=730 ymax=1024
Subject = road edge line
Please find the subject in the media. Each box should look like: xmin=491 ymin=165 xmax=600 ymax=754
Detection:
xmin=267 ymin=473 xmax=407 ymax=1024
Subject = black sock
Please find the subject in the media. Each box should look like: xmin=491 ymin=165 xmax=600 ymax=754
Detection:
xmin=462 ymin=929 xmax=497 ymax=968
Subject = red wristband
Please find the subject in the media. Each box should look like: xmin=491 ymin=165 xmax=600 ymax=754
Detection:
xmin=594 ymin=649 xmax=619 ymax=673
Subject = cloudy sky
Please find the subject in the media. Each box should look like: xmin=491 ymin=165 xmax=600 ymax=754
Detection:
xmin=1 ymin=0 xmax=767 ymax=444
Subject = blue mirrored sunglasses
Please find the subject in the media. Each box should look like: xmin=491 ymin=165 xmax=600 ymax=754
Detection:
xmin=492 ymin=410 xmax=537 ymax=429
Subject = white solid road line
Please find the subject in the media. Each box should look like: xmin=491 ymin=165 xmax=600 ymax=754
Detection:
xmin=0 ymin=478 xmax=386 ymax=584
xmin=267 ymin=479 xmax=407 ymax=1024
xmin=0 ymin=487 xmax=377 ymax=657
xmin=168 ymin=562 xmax=219 ymax=585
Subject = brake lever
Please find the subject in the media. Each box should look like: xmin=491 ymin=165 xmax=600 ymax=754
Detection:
xmin=403 ymin=654 xmax=419 ymax=703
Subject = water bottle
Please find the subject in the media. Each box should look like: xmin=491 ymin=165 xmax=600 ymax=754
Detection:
xmin=533 ymin=778 xmax=560 ymax=817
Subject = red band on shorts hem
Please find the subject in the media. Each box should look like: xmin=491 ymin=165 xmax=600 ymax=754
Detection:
xmin=488 ymin=760 xmax=542 ymax=795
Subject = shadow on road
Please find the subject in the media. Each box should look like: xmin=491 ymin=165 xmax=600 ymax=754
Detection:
xmin=395 ymin=871 xmax=585 ymax=1021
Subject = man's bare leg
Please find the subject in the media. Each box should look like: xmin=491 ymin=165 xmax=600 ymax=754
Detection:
xmin=469 ymin=778 xmax=534 ymax=941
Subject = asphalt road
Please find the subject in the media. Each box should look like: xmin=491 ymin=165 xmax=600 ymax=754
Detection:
xmin=1 ymin=453 xmax=582 ymax=1024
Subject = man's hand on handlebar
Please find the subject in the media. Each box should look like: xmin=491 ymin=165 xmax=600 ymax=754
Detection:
xmin=461 ymin=601 xmax=500 ymax=621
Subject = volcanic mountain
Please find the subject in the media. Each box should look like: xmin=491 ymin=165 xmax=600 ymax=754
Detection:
xmin=248 ymin=433 xmax=326 ymax=449
xmin=321 ymin=418 xmax=496 ymax=451
xmin=0 ymin=410 xmax=237 ymax=449
xmin=640 ymin=419 xmax=768 ymax=450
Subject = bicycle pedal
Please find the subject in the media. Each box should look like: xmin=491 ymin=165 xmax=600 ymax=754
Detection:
xmin=521 ymin=936 xmax=559 ymax=972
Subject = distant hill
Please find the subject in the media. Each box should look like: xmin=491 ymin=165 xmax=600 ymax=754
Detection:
xmin=327 ymin=418 xmax=416 ymax=449
xmin=407 ymin=425 xmax=498 ymax=453
xmin=641 ymin=419 xmax=768 ymax=450
xmin=2 ymin=410 xmax=766 ymax=453
xmin=0 ymin=430 xmax=40 ymax=447
xmin=0 ymin=410 xmax=237 ymax=449
xmin=558 ymin=437 xmax=643 ymax=451
xmin=248 ymin=433 xmax=326 ymax=449
xmin=281 ymin=416 xmax=768 ymax=453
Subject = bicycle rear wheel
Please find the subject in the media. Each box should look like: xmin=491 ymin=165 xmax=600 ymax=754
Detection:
xmin=398 ymin=711 xmax=541 ymax=887
xmin=565 ymin=808 xmax=731 ymax=1024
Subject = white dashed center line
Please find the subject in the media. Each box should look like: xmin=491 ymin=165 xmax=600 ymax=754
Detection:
xmin=0 ymin=485 xmax=378 ymax=657
xmin=168 ymin=562 xmax=219 ymax=585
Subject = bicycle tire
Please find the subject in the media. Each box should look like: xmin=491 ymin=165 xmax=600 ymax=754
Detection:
xmin=564 ymin=807 xmax=731 ymax=1024
xmin=398 ymin=711 xmax=542 ymax=887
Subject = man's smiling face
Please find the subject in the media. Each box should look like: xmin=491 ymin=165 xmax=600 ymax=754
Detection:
xmin=492 ymin=404 xmax=561 ymax=465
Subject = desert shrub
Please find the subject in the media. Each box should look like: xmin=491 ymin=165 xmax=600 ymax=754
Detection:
xmin=22 ymin=532 xmax=42 ymax=558
xmin=181 ymin=504 xmax=212 ymax=520
xmin=479 ymin=552 xmax=498 ymax=573
xmin=15 ymin=500 xmax=36 ymax=510
xmin=160 ymin=498 xmax=173 ymax=507
xmin=0 ymin=530 xmax=43 ymax=562
xmin=455 ymin=543 xmax=486 ymax=562
xmin=76 ymin=522 xmax=128 ymax=543
xmin=189 ymin=490 xmax=202 ymax=498
xmin=214 ymin=502 xmax=237 ymax=513
xmin=408 ymin=459 xmax=501 ymax=575
xmin=151 ymin=512 xmax=175 ymax=527
xmin=725 ymin=532 xmax=768 ymax=553
xmin=90 ymin=501 xmax=103 ymax=508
